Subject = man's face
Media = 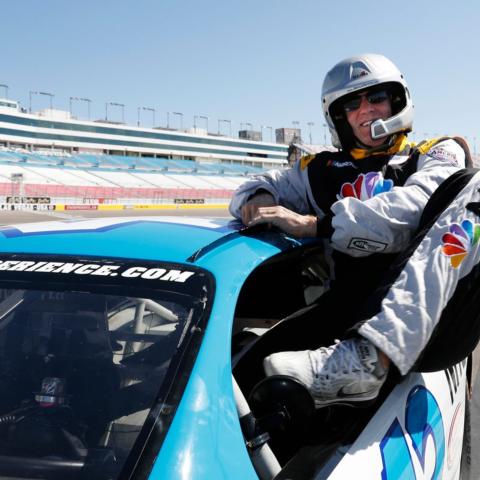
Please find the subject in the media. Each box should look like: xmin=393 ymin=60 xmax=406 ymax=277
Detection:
xmin=344 ymin=89 xmax=392 ymax=147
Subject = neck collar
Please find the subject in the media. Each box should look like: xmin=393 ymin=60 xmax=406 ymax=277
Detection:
xmin=349 ymin=134 xmax=412 ymax=160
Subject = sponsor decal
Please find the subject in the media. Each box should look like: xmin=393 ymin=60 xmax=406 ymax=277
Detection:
xmin=444 ymin=359 xmax=467 ymax=403
xmin=6 ymin=196 xmax=51 ymax=204
xmin=174 ymin=198 xmax=205 ymax=204
xmin=348 ymin=237 xmax=387 ymax=252
xmin=0 ymin=259 xmax=195 ymax=283
xmin=0 ymin=204 xmax=55 ymax=211
xmin=441 ymin=219 xmax=480 ymax=268
xmin=428 ymin=147 xmax=460 ymax=167
xmin=134 ymin=204 xmax=154 ymax=209
xmin=337 ymin=172 xmax=394 ymax=201
xmin=65 ymin=205 xmax=99 ymax=211
xmin=351 ymin=66 xmax=370 ymax=80
xmin=96 ymin=204 xmax=124 ymax=211
xmin=380 ymin=385 xmax=444 ymax=479
xmin=326 ymin=160 xmax=357 ymax=169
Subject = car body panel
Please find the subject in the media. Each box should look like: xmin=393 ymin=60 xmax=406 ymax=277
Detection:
xmin=324 ymin=363 xmax=466 ymax=480
xmin=0 ymin=216 xmax=469 ymax=480
xmin=150 ymin=224 xmax=306 ymax=479
xmin=0 ymin=217 xmax=304 ymax=480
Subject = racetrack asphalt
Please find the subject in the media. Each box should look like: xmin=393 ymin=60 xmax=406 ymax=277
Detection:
xmin=0 ymin=207 xmax=232 ymax=225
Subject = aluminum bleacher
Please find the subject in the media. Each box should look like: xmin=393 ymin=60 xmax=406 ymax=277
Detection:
xmin=0 ymin=149 xmax=268 ymax=204
xmin=129 ymin=172 xmax=190 ymax=188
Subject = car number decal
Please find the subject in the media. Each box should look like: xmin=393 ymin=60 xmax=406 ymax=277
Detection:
xmin=380 ymin=385 xmax=445 ymax=479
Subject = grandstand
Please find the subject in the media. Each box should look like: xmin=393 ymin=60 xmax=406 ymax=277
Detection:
xmin=0 ymin=98 xmax=293 ymax=207
xmin=0 ymin=149 xmax=262 ymax=205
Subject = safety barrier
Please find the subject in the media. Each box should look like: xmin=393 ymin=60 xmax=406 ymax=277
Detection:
xmin=0 ymin=203 xmax=229 ymax=211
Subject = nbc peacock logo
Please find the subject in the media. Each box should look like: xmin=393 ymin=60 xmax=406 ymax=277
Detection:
xmin=441 ymin=219 xmax=480 ymax=268
xmin=337 ymin=172 xmax=394 ymax=201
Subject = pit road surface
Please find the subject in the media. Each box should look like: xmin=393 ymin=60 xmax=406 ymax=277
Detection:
xmin=0 ymin=207 xmax=232 ymax=225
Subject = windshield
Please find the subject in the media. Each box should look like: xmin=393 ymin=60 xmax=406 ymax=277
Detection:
xmin=0 ymin=255 xmax=213 ymax=480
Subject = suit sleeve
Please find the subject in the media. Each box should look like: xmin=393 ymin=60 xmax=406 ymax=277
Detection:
xmin=330 ymin=139 xmax=467 ymax=257
xmin=228 ymin=160 xmax=323 ymax=219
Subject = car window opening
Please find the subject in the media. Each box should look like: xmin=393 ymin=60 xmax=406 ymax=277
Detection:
xmin=231 ymin=244 xmax=397 ymax=478
xmin=0 ymin=258 xmax=213 ymax=480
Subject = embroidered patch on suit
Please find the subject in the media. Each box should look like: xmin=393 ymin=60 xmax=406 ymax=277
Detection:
xmin=428 ymin=147 xmax=460 ymax=167
xmin=442 ymin=219 xmax=480 ymax=268
xmin=337 ymin=172 xmax=394 ymax=201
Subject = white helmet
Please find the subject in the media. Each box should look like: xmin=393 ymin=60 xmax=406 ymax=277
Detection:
xmin=322 ymin=54 xmax=414 ymax=150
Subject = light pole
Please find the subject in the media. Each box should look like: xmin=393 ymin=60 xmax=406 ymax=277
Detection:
xmin=199 ymin=115 xmax=208 ymax=132
xmin=83 ymin=98 xmax=91 ymax=119
xmin=29 ymin=91 xmax=35 ymax=113
xmin=260 ymin=125 xmax=273 ymax=142
xmin=218 ymin=119 xmax=231 ymax=136
xmin=322 ymin=123 xmax=327 ymax=145
xmin=29 ymin=91 xmax=54 ymax=113
xmin=172 ymin=112 xmax=183 ymax=129
xmin=70 ymin=97 xmax=91 ymax=119
xmin=0 ymin=84 xmax=9 ymax=98
xmin=194 ymin=115 xmax=208 ymax=131
xmin=265 ymin=126 xmax=273 ymax=142
xmin=138 ymin=106 xmax=156 ymax=127
xmin=245 ymin=122 xmax=253 ymax=130
xmin=292 ymin=121 xmax=300 ymax=142
xmin=105 ymin=102 xmax=125 ymax=122
xmin=307 ymin=121 xmax=314 ymax=144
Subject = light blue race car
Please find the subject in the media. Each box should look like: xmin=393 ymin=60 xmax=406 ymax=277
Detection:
xmin=0 ymin=217 xmax=477 ymax=480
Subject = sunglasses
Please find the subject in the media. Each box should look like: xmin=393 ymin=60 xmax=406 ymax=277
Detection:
xmin=343 ymin=90 xmax=390 ymax=113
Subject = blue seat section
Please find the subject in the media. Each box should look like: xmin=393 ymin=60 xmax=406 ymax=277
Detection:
xmin=0 ymin=151 xmax=268 ymax=176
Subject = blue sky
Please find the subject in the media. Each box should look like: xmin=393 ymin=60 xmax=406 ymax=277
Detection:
xmin=2 ymin=0 xmax=478 ymax=150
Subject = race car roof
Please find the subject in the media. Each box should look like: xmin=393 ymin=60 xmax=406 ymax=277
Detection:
xmin=0 ymin=217 xmax=300 ymax=266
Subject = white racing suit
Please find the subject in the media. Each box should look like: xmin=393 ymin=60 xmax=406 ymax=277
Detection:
xmin=230 ymin=138 xmax=480 ymax=375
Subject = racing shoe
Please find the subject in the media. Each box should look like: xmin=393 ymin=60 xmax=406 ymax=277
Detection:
xmin=263 ymin=337 xmax=388 ymax=408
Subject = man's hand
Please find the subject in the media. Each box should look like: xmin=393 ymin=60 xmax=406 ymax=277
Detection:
xmin=241 ymin=192 xmax=276 ymax=225
xmin=248 ymin=205 xmax=317 ymax=238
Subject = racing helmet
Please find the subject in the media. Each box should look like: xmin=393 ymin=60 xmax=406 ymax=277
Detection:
xmin=321 ymin=54 xmax=414 ymax=150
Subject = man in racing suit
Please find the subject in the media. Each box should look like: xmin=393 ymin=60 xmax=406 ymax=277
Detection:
xmin=230 ymin=53 xmax=480 ymax=407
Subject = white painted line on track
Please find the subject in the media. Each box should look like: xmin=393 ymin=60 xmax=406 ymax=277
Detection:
xmin=29 ymin=209 xmax=82 ymax=220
